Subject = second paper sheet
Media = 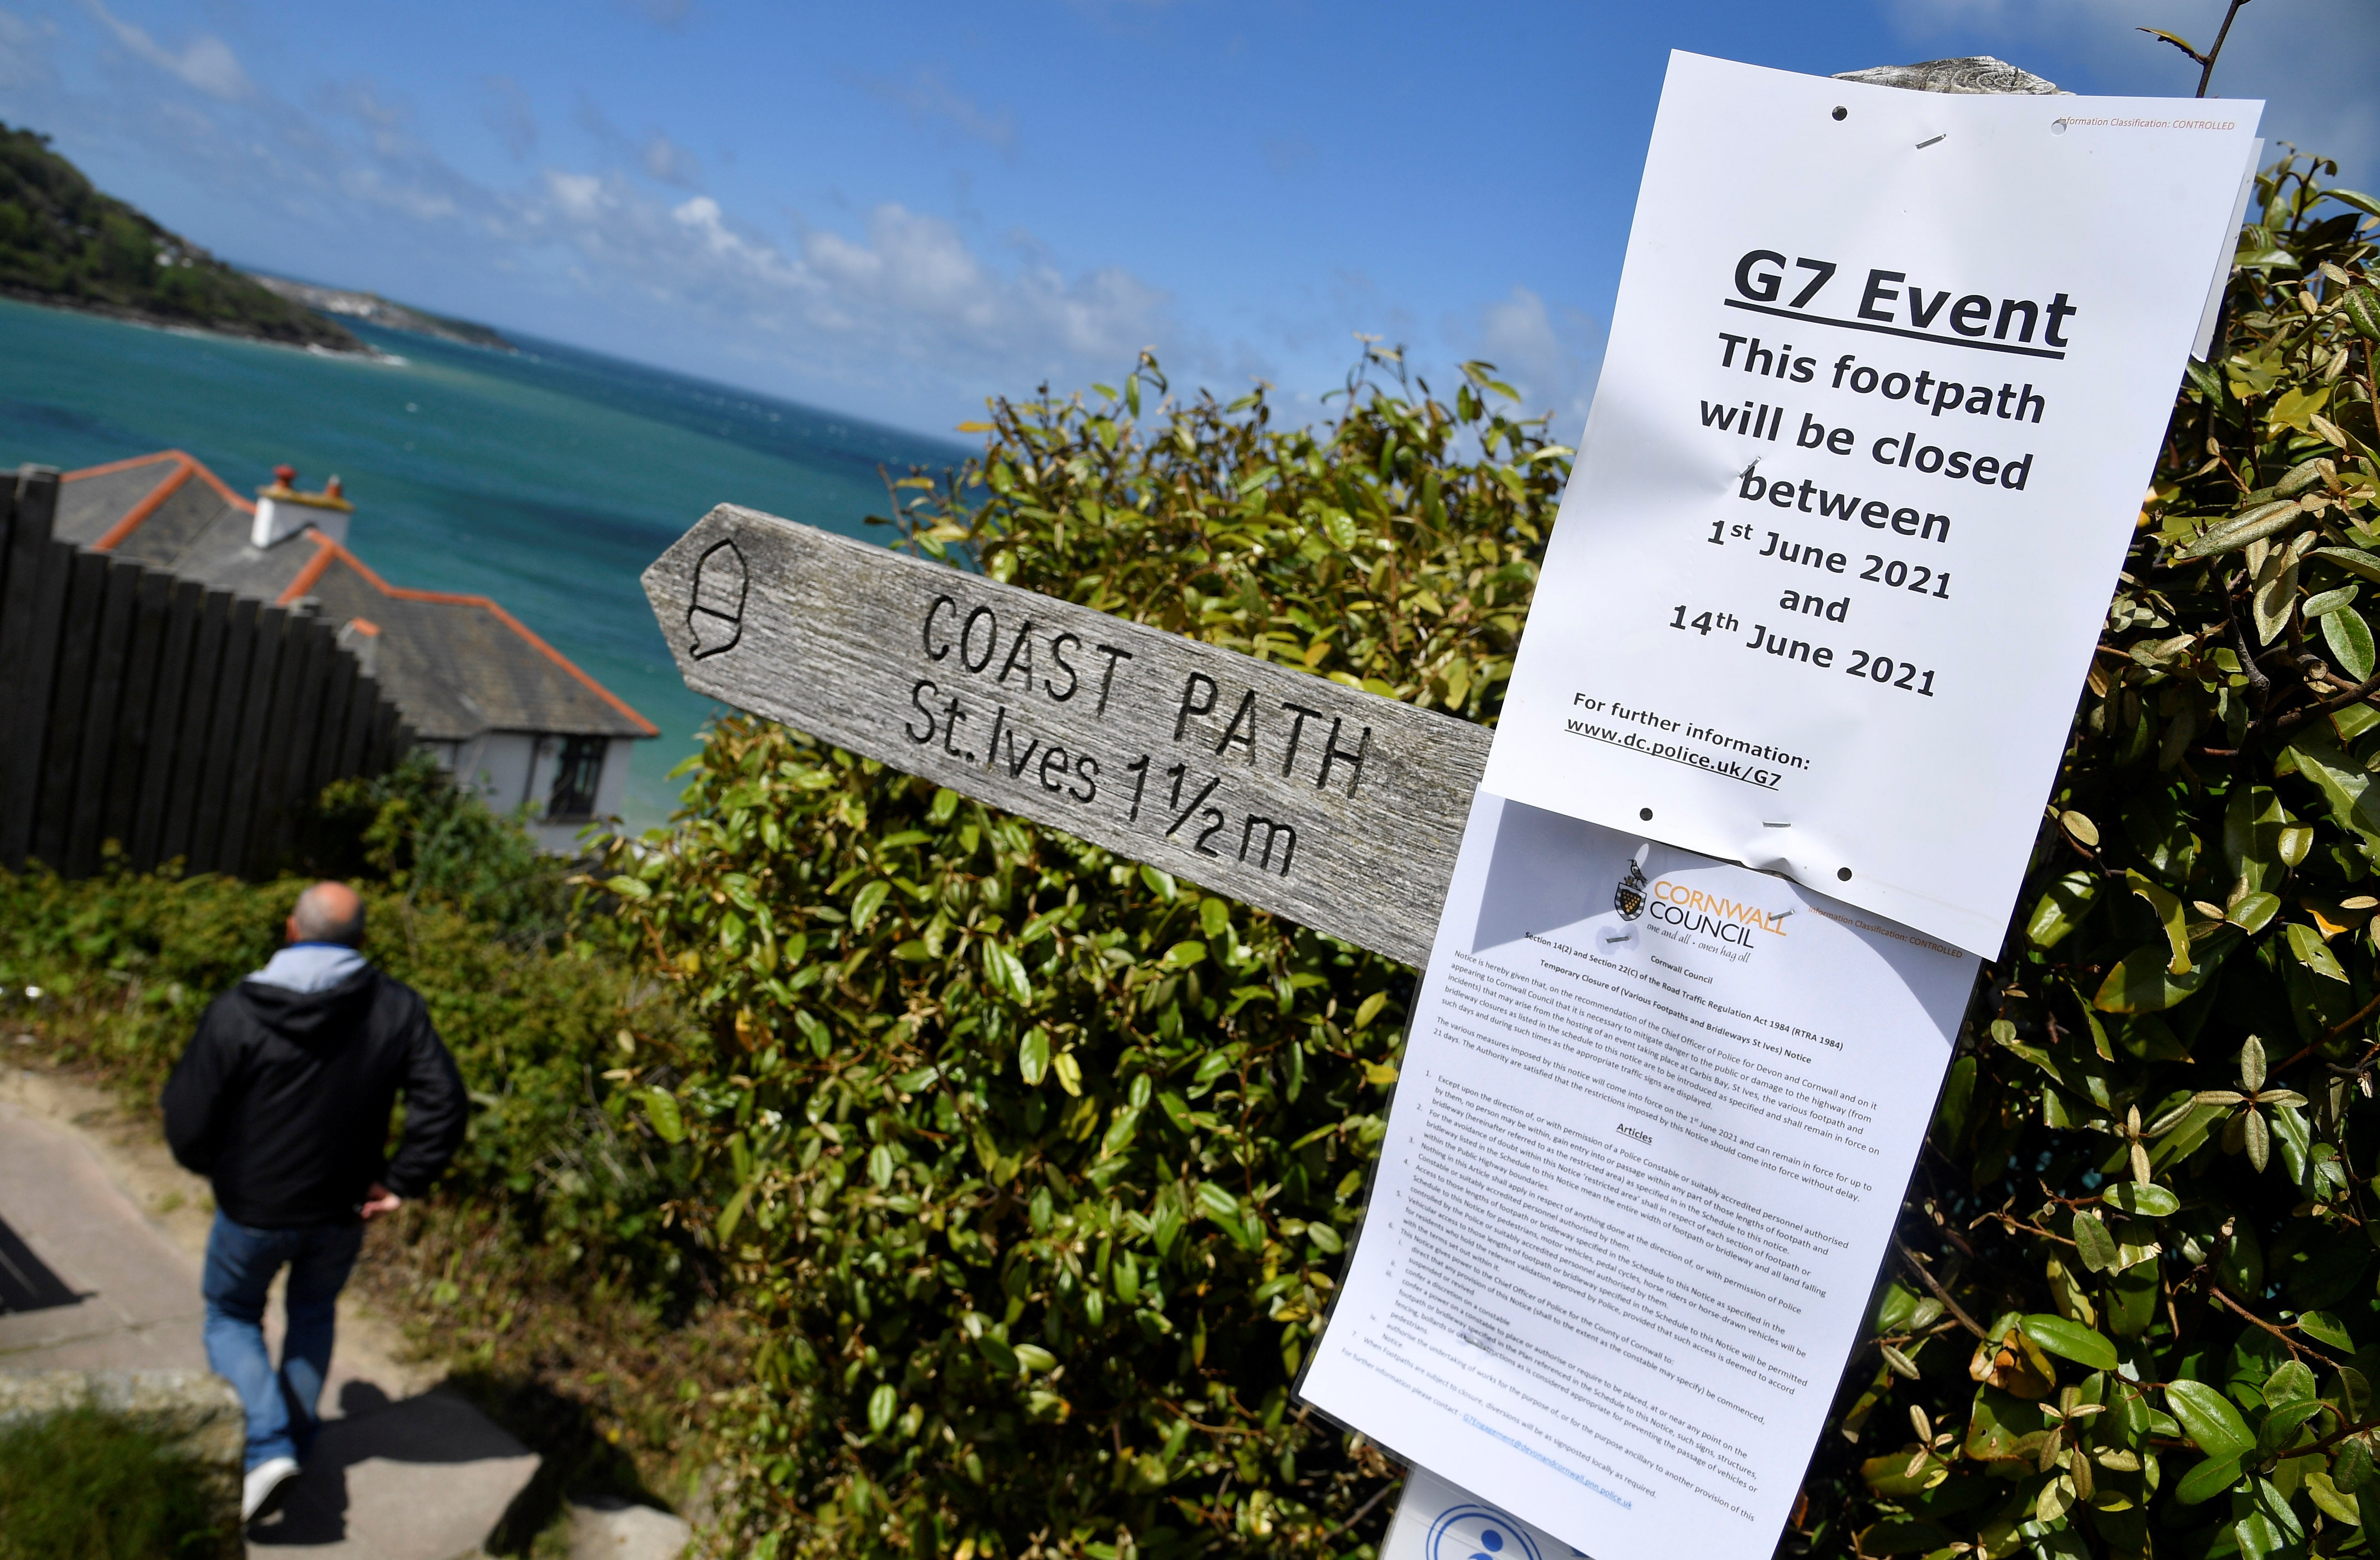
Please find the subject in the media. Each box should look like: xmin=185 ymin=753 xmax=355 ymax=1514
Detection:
xmin=1299 ymin=793 xmax=1977 ymax=1559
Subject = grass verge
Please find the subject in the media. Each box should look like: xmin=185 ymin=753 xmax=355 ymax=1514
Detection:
xmin=0 ymin=1404 xmax=230 ymax=1560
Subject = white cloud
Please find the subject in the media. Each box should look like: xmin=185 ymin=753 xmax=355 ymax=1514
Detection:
xmin=338 ymin=165 xmax=458 ymax=223
xmin=640 ymin=132 xmax=701 ymax=188
xmin=81 ymin=0 xmax=249 ymax=102
xmin=859 ymin=65 xmax=1018 ymax=156
xmin=1460 ymin=284 xmax=1603 ymax=435
xmin=521 ymin=172 xmax=1168 ymax=391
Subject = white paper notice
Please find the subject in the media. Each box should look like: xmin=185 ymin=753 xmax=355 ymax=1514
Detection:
xmin=1298 ymin=792 xmax=1978 ymax=1559
xmin=1481 ymin=53 xmax=2263 ymax=955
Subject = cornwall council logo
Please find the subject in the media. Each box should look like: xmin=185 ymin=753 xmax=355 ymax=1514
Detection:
xmin=1612 ymin=844 xmax=1651 ymax=921
xmin=1427 ymin=1502 xmax=1545 ymax=1560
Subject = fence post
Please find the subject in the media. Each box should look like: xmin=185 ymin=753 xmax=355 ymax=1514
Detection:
xmin=130 ymin=579 xmax=207 ymax=872
xmin=0 ymin=467 xmax=63 ymax=870
xmin=219 ymin=604 xmax=290 ymax=878
xmin=189 ymin=596 xmax=261 ymax=875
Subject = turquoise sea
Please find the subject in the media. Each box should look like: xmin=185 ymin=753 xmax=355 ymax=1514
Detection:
xmin=0 ymin=297 xmax=972 ymax=827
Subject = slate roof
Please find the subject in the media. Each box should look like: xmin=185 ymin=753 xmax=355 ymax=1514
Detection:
xmin=57 ymin=451 xmax=656 ymax=744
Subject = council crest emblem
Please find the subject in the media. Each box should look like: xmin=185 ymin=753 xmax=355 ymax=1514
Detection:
xmin=1612 ymin=847 xmax=1650 ymax=921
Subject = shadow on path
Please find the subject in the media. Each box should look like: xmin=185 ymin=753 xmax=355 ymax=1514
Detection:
xmin=0 ymin=1212 xmax=86 ymax=1313
xmin=443 ymin=1369 xmax=674 ymax=1555
xmin=247 ymin=1382 xmax=539 ymax=1555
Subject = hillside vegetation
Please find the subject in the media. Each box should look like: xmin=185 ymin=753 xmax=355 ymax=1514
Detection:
xmin=0 ymin=122 xmax=362 ymax=351
xmin=8 ymin=154 xmax=2380 ymax=1560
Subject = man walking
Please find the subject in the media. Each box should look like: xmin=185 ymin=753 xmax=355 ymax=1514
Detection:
xmin=163 ymin=881 xmax=466 ymax=1521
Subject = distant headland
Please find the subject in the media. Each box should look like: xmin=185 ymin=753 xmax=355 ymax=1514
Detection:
xmin=0 ymin=121 xmax=509 ymax=357
xmin=243 ymin=274 xmax=514 ymax=353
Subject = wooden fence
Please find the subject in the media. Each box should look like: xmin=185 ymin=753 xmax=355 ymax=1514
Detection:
xmin=0 ymin=465 xmax=413 ymax=880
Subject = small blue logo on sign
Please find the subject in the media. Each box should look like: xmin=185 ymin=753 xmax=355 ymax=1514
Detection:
xmin=1426 ymin=1504 xmax=1544 ymax=1560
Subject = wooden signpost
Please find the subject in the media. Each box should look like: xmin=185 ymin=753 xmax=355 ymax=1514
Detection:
xmin=643 ymin=505 xmax=1490 ymax=968
xmin=641 ymin=66 xmax=2070 ymax=974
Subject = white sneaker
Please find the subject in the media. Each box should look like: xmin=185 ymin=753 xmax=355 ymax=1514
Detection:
xmin=242 ymin=1455 xmax=300 ymax=1521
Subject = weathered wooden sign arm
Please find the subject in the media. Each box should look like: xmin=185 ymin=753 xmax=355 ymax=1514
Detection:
xmin=642 ymin=59 xmax=2065 ymax=971
xmin=645 ymin=506 xmax=1489 ymax=968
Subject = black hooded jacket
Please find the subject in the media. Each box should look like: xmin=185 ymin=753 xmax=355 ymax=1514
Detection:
xmin=162 ymin=964 xmax=466 ymax=1229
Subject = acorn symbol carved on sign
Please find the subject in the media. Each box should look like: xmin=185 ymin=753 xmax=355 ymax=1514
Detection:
xmin=687 ymin=538 xmax=748 ymax=660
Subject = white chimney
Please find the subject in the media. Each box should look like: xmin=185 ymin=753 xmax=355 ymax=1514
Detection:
xmin=252 ymin=465 xmax=354 ymax=549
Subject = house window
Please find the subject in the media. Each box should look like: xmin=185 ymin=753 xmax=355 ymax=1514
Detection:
xmin=548 ymin=737 xmax=606 ymax=821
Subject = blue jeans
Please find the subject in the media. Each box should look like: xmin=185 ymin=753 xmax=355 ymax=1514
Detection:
xmin=201 ymin=1212 xmax=363 ymax=1471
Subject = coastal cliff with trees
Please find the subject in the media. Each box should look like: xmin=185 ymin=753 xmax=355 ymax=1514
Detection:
xmin=0 ymin=122 xmax=512 ymax=356
xmin=0 ymin=122 xmax=360 ymax=351
xmin=5 ymin=152 xmax=2379 ymax=1560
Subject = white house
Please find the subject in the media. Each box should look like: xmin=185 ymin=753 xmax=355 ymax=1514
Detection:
xmin=56 ymin=451 xmax=658 ymax=853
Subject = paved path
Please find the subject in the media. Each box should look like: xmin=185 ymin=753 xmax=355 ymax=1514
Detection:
xmin=0 ymin=1065 xmax=540 ymax=1558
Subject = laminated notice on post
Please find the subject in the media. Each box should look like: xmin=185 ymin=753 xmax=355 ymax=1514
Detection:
xmin=1298 ymin=792 xmax=1978 ymax=1560
xmin=1480 ymin=52 xmax=2263 ymax=955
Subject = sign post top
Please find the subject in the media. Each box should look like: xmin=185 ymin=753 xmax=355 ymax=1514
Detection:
xmin=643 ymin=504 xmax=1492 ymax=967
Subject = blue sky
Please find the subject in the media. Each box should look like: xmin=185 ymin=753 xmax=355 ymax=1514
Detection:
xmin=2 ymin=0 xmax=2371 ymax=438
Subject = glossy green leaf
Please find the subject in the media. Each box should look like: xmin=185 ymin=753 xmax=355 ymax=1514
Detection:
xmin=2168 ymin=1378 xmax=2257 ymax=1461
xmin=2105 ymin=1182 xmax=2179 ymax=1218
xmin=2021 ymin=1312 xmax=2117 ymax=1371
xmin=2127 ymin=870 xmax=2192 ymax=975
xmin=2260 ymin=1399 xmax=2324 ymax=1454
xmin=980 ymin=940 xmax=1033 ymax=1003
xmin=2026 ymin=870 xmax=2100 ymax=947
xmin=715 ymin=1180 xmax=753 ymax=1243
xmin=2339 ymin=1436 xmax=2380 ymax=1495
xmin=2287 ymin=921 xmax=2349 ymax=981
xmin=2228 ymin=891 xmax=2281 ymax=933
xmin=851 ymin=879 xmax=891 ymax=932
xmin=2307 ymin=1470 xmax=2363 ymax=1526
xmin=869 ymin=1383 xmax=898 ymax=1433
xmin=2264 ymin=1359 xmax=2318 ymax=1408
xmin=2299 ymin=1311 xmax=2356 ymax=1352
xmin=2319 ymin=546 xmax=2380 ymax=583
xmin=2095 ymin=941 xmax=2218 ymax=1011
xmin=641 ymin=1088 xmax=685 ymax=1144
xmin=1019 ymin=1026 xmax=1051 ymax=1086
xmin=1198 ymin=897 xmax=1231 ymax=941
xmin=2176 ymin=1452 xmax=2244 ymax=1505
xmin=2178 ymin=498 xmax=2304 ymax=559
xmin=2071 ymin=1211 xmax=2121 ymax=1273
xmin=2324 ymin=612 xmax=2374 ymax=684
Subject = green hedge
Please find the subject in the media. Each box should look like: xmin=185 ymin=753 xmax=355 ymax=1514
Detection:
xmin=597 ymin=158 xmax=2380 ymax=1560
xmin=591 ymin=354 xmax=1568 ymax=1559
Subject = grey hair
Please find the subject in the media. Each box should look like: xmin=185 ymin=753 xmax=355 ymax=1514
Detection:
xmin=291 ymin=883 xmax=365 ymax=946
